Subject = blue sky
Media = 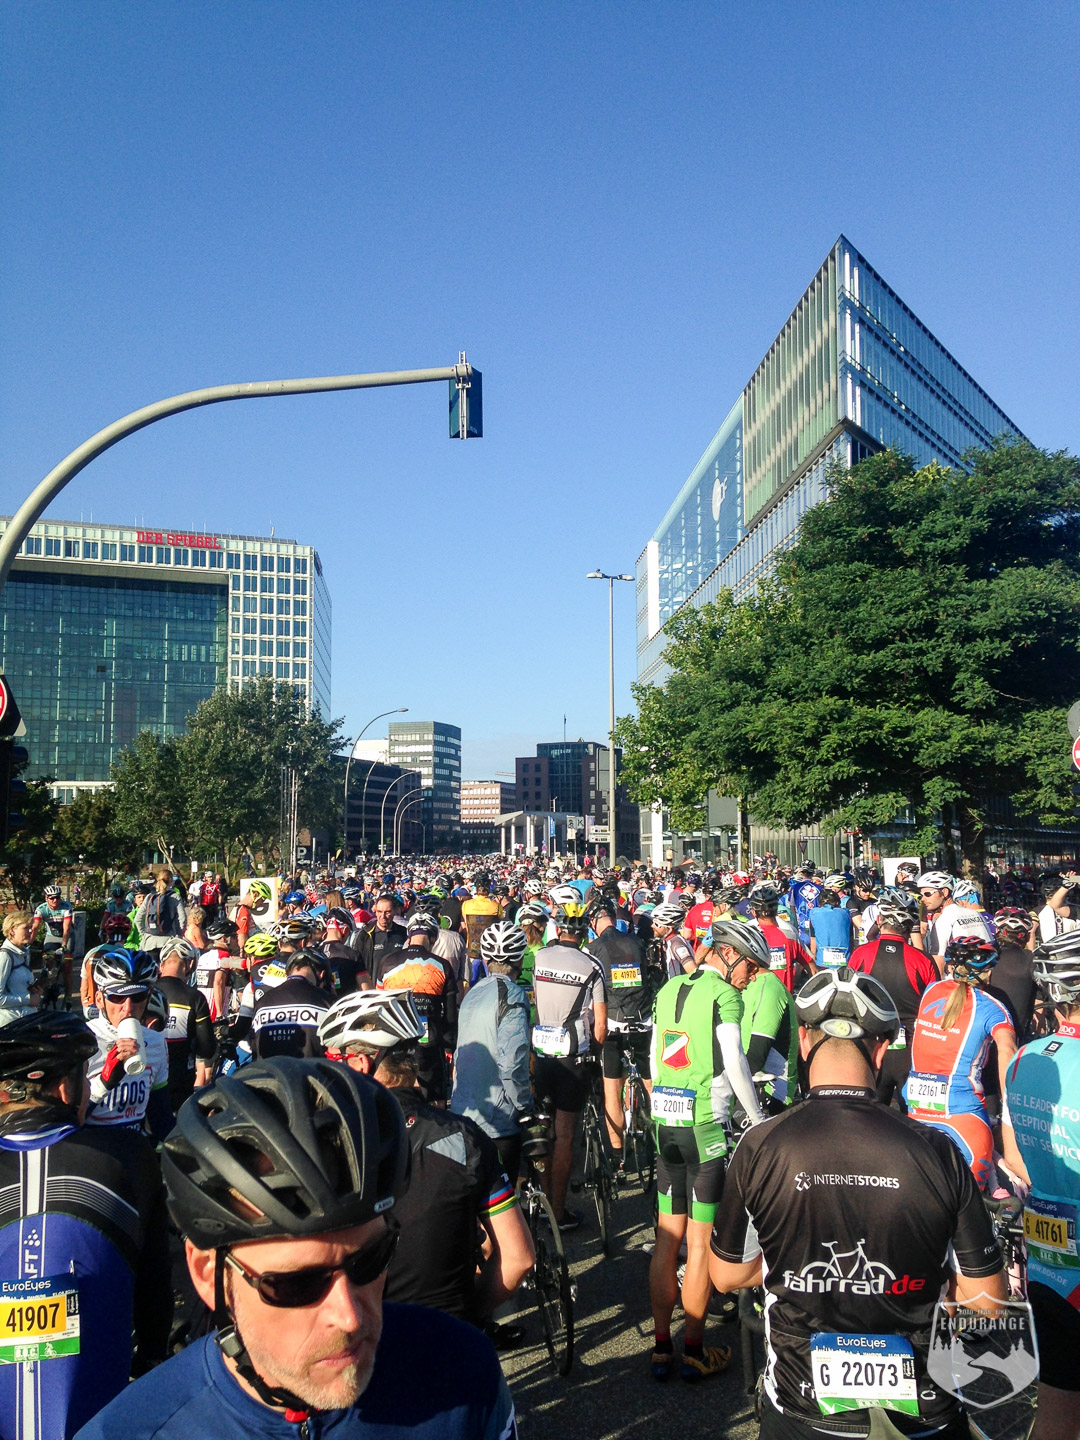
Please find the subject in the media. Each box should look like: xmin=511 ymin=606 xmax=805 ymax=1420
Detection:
xmin=2 ymin=2 xmax=1078 ymax=778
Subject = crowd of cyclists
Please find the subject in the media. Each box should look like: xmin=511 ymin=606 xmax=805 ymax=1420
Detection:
xmin=0 ymin=851 xmax=1077 ymax=1440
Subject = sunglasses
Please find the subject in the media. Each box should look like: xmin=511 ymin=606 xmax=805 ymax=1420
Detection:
xmin=919 ymin=889 xmax=943 ymax=897
xmin=224 ymin=1225 xmax=398 ymax=1308
xmin=102 ymin=987 xmax=152 ymax=1002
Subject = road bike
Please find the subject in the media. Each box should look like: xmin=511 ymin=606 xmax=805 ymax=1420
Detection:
xmin=518 ymin=1116 xmax=574 ymax=1376
xmin=613 ymin=1026 xmax=655 ymax=1189
xmin=580 ymin=1072 xmax=618 ymax=1255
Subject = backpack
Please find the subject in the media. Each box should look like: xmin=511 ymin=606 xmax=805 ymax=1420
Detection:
xmin=143 ymin=891 xmax=168 ymax=936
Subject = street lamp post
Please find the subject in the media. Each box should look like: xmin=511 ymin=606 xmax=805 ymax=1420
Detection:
xmin=344 ymin=707 xmax=408 ymax=857
xmin=394 ymin=793 xmax=424 ymax=854
xmin=379 ymin=771 xmax=418 ymax=857
xmin=586 ymin=570 xmax=634 ymax=863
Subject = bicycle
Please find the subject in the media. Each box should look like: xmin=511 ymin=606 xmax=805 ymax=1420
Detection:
xmin=613 ymin=1027 xmax=655 ymax=1189
xmin=580 ymin=1069 xmax=618 ymax=1255
xmin=518 ymin=1115 xmax=574 ymax=1376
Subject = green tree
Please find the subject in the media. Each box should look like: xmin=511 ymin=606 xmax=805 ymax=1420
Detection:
xmin=111 ymin=729 xmax=187 ymax=865
xmin=0 ymin=774 xmax=59 ymax=906
xmin=52 ymin=787 xmax=135 ymax=882
xmin=615 ymin=439 xmax=1080 ymax=876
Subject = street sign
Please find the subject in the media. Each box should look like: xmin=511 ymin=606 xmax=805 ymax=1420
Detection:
xmin=1072 ymin=734 xmax=1080 ymax=772
xmin=1068 ymin=701 xmax=1080 ymax=740
xmin=0 ymin=675 xmax=22 ymax=739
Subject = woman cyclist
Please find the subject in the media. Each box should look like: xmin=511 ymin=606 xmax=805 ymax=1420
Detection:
xmin=904 ymin=934 xmax=1027 ymax=1191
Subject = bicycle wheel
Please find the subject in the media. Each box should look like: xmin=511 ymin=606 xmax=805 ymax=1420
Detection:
xmin=586 ymin=1126 xmax=613 ymax=1255
xmin=529 ymin=1192 xmax=574 ymax=1375
xmin=628 ymin=1078 xmax=655 ymax=1189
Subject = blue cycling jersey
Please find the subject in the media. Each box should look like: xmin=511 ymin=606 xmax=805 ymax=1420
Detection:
xmin=1006 ymin=1021 xmax=1080 ymax=1308
xmin=74 ymin=1303 xmax=516 ymax=1440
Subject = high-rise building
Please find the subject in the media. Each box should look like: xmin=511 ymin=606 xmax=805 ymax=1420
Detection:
xmin=514 ymin=740 xmax=639 ymax=859
xmin=635 ymin=235 xmax=1025 ymax=864
xmin=0 ymin=515 xmax=330 ymax=799
xmin=460 ymin=780 xmax=516 ymax=851
xmin=387 ymin=720 xmax=461 ymax=849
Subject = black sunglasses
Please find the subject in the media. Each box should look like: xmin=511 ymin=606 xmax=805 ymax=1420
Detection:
xmin=224 ymin=1225 xmax=398 ymax=1309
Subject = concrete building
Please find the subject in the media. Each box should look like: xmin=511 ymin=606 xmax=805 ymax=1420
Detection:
xmin=514 ymin=740 xmax=639 ymax=860
xmin=460 ymin=780 xmax=516 ymax=851
xmin=387 ymin=720 xmax=461 ymax=850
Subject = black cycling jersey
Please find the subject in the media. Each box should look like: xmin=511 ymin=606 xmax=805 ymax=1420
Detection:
xmin=586 ymin=927 xmax=651 ymax=1026
xmin=249 ymin=976 xmax=329 ymax=1059
xmin=368 ymin=921 xmax=409 ymax=972
xmin=382 ymin=1088 xmax=514 ymax=1323
xmin=990 ymin=943 xmax=1037 ymax=1040
xmin=321 ymin=940 xmax=368 ymax=995
xmin=711 ymin=1086 xmax=1000 ymax=1434
xmin=156 ymin=974 xmax=216 ymax=1111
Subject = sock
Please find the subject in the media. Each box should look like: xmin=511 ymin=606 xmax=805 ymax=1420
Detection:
xmin=653 ymin=1334 xmax=673 ymax=1354
xmin=684 ymin=1340 xmax=704 ymax=1360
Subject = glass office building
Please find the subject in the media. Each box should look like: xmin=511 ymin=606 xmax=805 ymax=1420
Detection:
xmin=387 ymin=720 xmax=462 ymax=849
xmin=0 ymin=516 xmax=331 ymax=797
xmin=636 ymin=235 xmax=1024 ymax=686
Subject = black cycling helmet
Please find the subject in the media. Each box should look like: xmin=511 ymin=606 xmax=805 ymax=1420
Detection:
xmin=162 ymin=1057 xmax=409 ymax=1248
xmin=716 ymin=886 xmax=743 ymax=906
xmin=205 ymin=915 xmax=238 ymax=942
xmin=587 ymin=896 xmax=617 ymax=924
xmin=0 ymin=1011 xmax=97 ymax=1086
xmin=285 ymin=948 xmax=336 ymax=992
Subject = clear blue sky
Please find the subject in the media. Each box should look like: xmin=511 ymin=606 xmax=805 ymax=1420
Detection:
xmin=3 ymin=2 xmax=1077 ymax=778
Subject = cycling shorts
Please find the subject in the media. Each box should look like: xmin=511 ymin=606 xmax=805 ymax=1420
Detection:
xmin=601 ymin=1029 xmax=651 ymax=1080
xmin=533 ymin=1055 xmax=588 ymax=1115
xmin=1029 ymin=1281 xmax=1080 ymax=1391
xmin=655 ymin=1123 xmax=726 ymax=1223
xmin=758 ymin=1394 xmax=968 ymax=1440
xmin=917 ymin=1111 xmax=994 ymax=1193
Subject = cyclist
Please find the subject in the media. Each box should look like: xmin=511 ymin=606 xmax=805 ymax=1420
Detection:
xmin=321 ymin=908 xmax=371 ymax=994
xmin=450 ymin=922 xmax=532 ymax=1183
xmin=0 ymin=910 xmax=37 ymax=1024
xmin=1005 ymin=929 xmax=1080 ymax=1440
xmin=135 ymin=871 xmax=187 ymax=956
xmin=85 ymin=948 xmax=173 ymax=1140
xmin=749 ymin=884 xmax=813 ymax=992
xmin=651 ymin=900 xmax=696 ymax=978
xmin=100 ymin=881 xmax=133 ymax=944
xmin=739 ymin=931 xmax=799 ymax=1112
xmin=711 ymin=966 xmax=1007 ymax=1440
xmin=787 ymin=866 xmax=823 ymax=948
xmin=193 ymin=914 xmax=240 ymax=1025
xmin=461 ymin=871 xmax=501 ymax=981
xmin=585 ymin=895 xmax=653 ymax=1166
xmin=992 ymin=907 xmax=1038 ymax=1040
xmin=33 ymin=884 xmax=74 ymax=1000
xmin=374 ymin=913 xmax=458 ymax=1104
xmin=1036 ymin=870 xmax=1080 ymax=944
xmin=918 ymin=870 xmax=961 ymax=967
xmin=78 ymin=1058 xmax=517 ymax=1439
xmin=848 ymin=889 xmax=937 ymax=1110
xmin=248 ymin=953 xmax=332 ymax=1060
xmin=156 ymin=935 xmax=216 ymax=1111
xmin=0 ymin=1011 xmax=170 ymax=1439
xmin=531 ymin=901 xmax=607 ymax=1231
xmin=904 ymin=936 xmax=1026 ymax=1191
xmin=807 ymin=881 xmax=855 ymax=970
xmin=365 ymin=893 xmax=408 ymax=974
xmin=648 ymin=918 xmax=765 ymax=1383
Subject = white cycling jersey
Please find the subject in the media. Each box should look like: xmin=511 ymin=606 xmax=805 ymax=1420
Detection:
xmin=86 ymin=1014 xmax=169 ymax=1128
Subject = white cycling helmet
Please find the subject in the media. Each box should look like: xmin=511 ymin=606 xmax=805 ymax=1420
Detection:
xmin=650 ymin=901 xmax=686 ymax=929
xmin=318 ymin=990 xmax=426 ymax=1056
xmin=480 ymin=921 xmax=528 ymax=968
xmin=1034 ymin=929 xmax=1080 ymax=1005
xmin=549 ymin=884 xmax=582 ymax=908
xmin=917 ymin=871 xmax=954 ymax=892
xmin=796 ymin=966 xmax=899 ymax=1042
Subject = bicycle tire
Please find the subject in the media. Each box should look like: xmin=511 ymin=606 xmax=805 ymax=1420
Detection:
xmin=529 ymin=1191 xmax=574 ymax=1375
xmin=628 ymin=1077 xmax=655 ymax=1188
xmin=586 ymin=1126 xmax=613 ymax=1255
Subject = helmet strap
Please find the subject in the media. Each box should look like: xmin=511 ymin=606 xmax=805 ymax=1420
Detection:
xmin=214 ymin=1249 xmax=311 ymax=1416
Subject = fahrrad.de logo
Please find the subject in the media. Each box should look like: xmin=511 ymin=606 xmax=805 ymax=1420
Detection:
xmin=783 ymin=1239 xmax=927 ymax=1296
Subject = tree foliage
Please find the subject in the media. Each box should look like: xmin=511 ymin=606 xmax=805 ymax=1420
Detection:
xmin=0 ymin=770 xmax=59 ymax=905
xmin=614 ymin=439 xmax=1080 ymax=873
xmin=110 ymin=680 xmax=345 ymax=873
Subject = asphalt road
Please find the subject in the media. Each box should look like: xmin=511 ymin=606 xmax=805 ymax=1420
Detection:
xmin=498 ymin=1166 xmax=759 ymax=1440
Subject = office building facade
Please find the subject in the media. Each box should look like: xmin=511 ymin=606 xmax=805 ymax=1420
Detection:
xmin=387 ymin=720 xmax=461 ymax=849
xmin=0 ymin=516 xmax=330 ymax=798
xmin=515 ymin=740 xmax=639 ymax=859
xmin=635 ymin=235 xmax=1025 ymax=863
xmin=461 ymin=780 xmax=516 ymax=851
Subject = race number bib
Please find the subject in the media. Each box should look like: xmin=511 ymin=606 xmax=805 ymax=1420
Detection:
xmin=906 ymin=1071 xmax=948 ymax=1112
xmin=610 ymin=965 xmax=641 ymax=989
xmin=1023 ymin=1197 xmax=1078 ymax=1258
xmin=651 ymin=1086 xmax=695 ymax=1125
xmin=820 ymin=947 xmax=848 ymax=969
xmin=810 ymin=1333 xmax=918 ymax=1416
xmin=532 ymin=1025 xmax=571 ymax=1058
xmin=769 ymin=946 xmax=788 ymax=971
xmin=888 ymin=1026 xmax=907 ymax=1051
xmin=0 ymin=1276 xmax=81 ymax=1364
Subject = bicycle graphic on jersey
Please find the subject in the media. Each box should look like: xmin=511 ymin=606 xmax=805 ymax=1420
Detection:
xmin=785 ymin=1239 xmax=896 ymax=1293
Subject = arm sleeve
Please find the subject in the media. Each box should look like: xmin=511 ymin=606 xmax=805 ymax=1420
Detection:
xmin=745 ymin=1033 xmax=774 ymax=1075
xmin=949 ymin=1144 xmax=1004 ymax=1277
xmin=497 ymin=998 xmax=533 ymax=1116
xmin=718 ymin=1019 xmax=764 ymax=1124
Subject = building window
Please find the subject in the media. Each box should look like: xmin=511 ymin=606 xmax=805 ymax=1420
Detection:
xmin=278 ymin=556 xmax=291 ymax=573
xmin=293 ymin=600 xmax=307 ymax=616
xmin=230 ymin=660 xmax=239 ymax=676
xmin=259 ymin=598 xmax=274 ymax=614
xmin=243 ymin=618 xmax=256 ymax=634
xmin=295 ymin=558 xmax=308 ymax=575
xmin=231 ymin=617 xmax=241 ymax=634
xmin=63 ymin=539 xmax=78 ymax=558
xmin=260 ymin=554 xmax=274 ymax=572
xmin=293 ymin=641 xmax=307 ymax=658
xmin=174 ymin=548 xmax=189 ymax=566
xmin=276 ymin=577 xmax=290 ymax=594
xmin=276 ymin=641 xmax=290 ymax=658
xmin=259 ymin=576 xmax=274 ymax=593
xmin=243 ymin=596 xmax=258 ymax=613
xmin=258 ymin=660 xmax=273 ymax=676
xmin=244 ymin=554 xmax=257 ymax=571
xmin=231 ymin=597 xmax=241 ymax=613
xmin=293 ymin=662 xmax=307 ymax=679
xmin=226 ymin=552 xmax=240 ymax=570
xmin=102 ymin=542 xmax=117 ymax=560
xmin=242 ymin=640 xmax=256 ymax=656
xmin=23 ymin=536 xmax=42 ymax=555
xmin=82 ymin=541 xmax=98 ymax=559
xmin=295 ymin=578 xmax=307 ymax=595
xmin=293 ymin=620 xmax=307 ymax=637
xmin=276 ymin=662 xmax=289 ymax=678
xmin=192 ymin=549 xmax=207 ymax=567
xmin=276 ymin=619 xmax=290 ymax=636
xmin=259 ymin=618 xmax=273 ymax=635
xmin=45 ymin=538 xmax=61 ymax=556
xmin=230 ymin=639 xmax=240 ymax=656
xmin=209 ymin=549 xmax=224 ymax=568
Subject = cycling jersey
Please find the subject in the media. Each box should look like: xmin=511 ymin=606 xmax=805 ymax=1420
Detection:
xmin=711 ymin=1085 xmax=1001 ymax=1433
xmin=848 ymin=937 xmax=937 ymax=1049
xmin=788 ymin=880 xmax=823 ymax=942
xmin=585 ymin=928 xmax=651 ymax=1027
xmin=34 ymin=901 xmax=72 ymax=944
xmin=758 ymin=919 xmax=812 ymax=992
xmin=72 ymin=1303 xmax=517 ymax=1440
xmin=375 ymin=945 xmax=458 ymax=1051
xmin=740 ymin=968 xmax=798 ymax=1104
xmin=684 ymin=898 xmax=716 ymax=945
xmin=85 ymin=1015 xmax=170 ymax=1131
xmin=193 ymin=945 xmax=232 ymax=1021
xmin=925 ymin=902 xmax=992 ymax=956
xmin=651 ymin=966 xmax=746 ymax=1137
xmin=1005 ymin=1020 xmax=1080 ymax=1308
xmin=808 ymin=906 xmax=854 ymax=969
xmin=531 ymin=940 xmax=605 ymax=1059
xmin=156 ymin=973 xmax=216 ymax=1111
xmin=367 ymin=921 xmax=409 ymax=973
xmin=249 ymin=975 xmax=328 ymax=1059
xmin=451 ymin=972 xmax=531 ymax=1140
xmin=384 ymin=1088 xmax=516 ymax=1322
xmin=905 ymin=980 xmax=1014 ymax=1117
xmin=660 ymin=931 xmax=695 ymax=979
xmin=991 ymin=943 xmax=1037 ymax=1041
xmin=460 ymin=896 xmax=500 ymax=961
xmin=0 ymin=1120 xmax=170 ymax=1440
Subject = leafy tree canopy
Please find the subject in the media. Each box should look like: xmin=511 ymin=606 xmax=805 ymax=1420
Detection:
xmin=614 ymin=438 xmax=1080 ymax=873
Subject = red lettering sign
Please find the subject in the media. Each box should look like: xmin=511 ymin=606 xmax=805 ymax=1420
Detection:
xmin=136 ymin=529 xmax=220 ymax=549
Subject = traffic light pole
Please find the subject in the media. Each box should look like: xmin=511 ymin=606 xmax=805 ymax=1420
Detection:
xmin=0 ymin=358 xmax=478 ymax=592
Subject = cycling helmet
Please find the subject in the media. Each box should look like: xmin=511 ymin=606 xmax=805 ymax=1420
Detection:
xmin=273 ymin=916 xmax=316 ymax=945
xmin=796 ymin=966 xmax=899 ymax=1045
xmin=716 ymin=886 xmax=743 ymax=906
xmin=473 ymin=870 xmax=492 ymax=890
xmin=952 ymin=880 xmax=981 ymax=904
xmin=552 ymin=902 xmax=588 ymax=936
xmin=162 ymin=1058 xmax=409 ymax=1249
xmin=917 ymin=871 xmax=954 ymax=892
xmin=244 ymin=931 xmax=278 ymax=958
xmin=144 ymin=987 xmax=170 ymax=1032
xmin=822 ymin=872 xmax=848 ymax=892
xmin=749 ymin=883 xmax=781 ymax=909
xmin=282 ymin=889 xmax=306 ymax=905
xmin=516 ymin=901 xmax=547 ymax=928
xmin=205 ymin=915 xmax=238 ymax=942
xmin=405 ymin=912 xmax=439 ymax=939
xmin=683 ymin=871 xmax=701 ymax=888
xmin=285 ymin=949 xmax=335 ymax=992
xmin=319 ymin=990 xmax=429 ymax=1060
xmin=109 ymin=882 xmax=126 ymax=899
xmin=549 ymin=883 xmax=582 ymax=909
xmin=877 ymin=886 xmax=919 ymax=915
xmin=650 ymin=901 xmax=686 ymax=930
xmin=246 ymin=880 xmax=272 ymax=903
xmin=1041 ymin=873 xmax=1068 ymax=898
xmin=944 ymin=936 xmax=998 ymax=973
xmin=414 ymin=893 xmax=443 ymax=917
xmin=1033 ymin=928 xmax=1080 ymax=1004
xmin=994 ymin=907 xmax=1033 ymax=938
xmin=43 ymin=885 xmax=61 ymax=900
xmin=0 ymin=1011 xmax=97 ymax=1086
xmin=480 ymin=921 xmax=528 ymax=969
xmin=524 ymin=879 xmax=544 ymax=897
xmin=587 ymin=896 xmax=617 ymax=924
xmin=323 ymin=906 xmax=355 ymax=934
xmin=709 ymin=919 xmax=772 ymax=972
xmin=92 ymin=947 xmax=159 ymax=998
xmin=160 ymin=936 xmax=200 ymax=968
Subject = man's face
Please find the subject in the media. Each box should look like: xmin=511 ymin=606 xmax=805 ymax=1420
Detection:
xmin=374 ymin=901 xmax=394 ymax=930
xmin=98 ymin=990 xmax=150 ymax=1027
xmin=920 ymin=886 xmax=949 ymax=914
xmin=195 ymin=1220 xmax=388 ymax=1411
xmin=719 ymin=946 xmax=756 ymax=990
xmin=47 ymin=895 xmax=62 ymax=910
